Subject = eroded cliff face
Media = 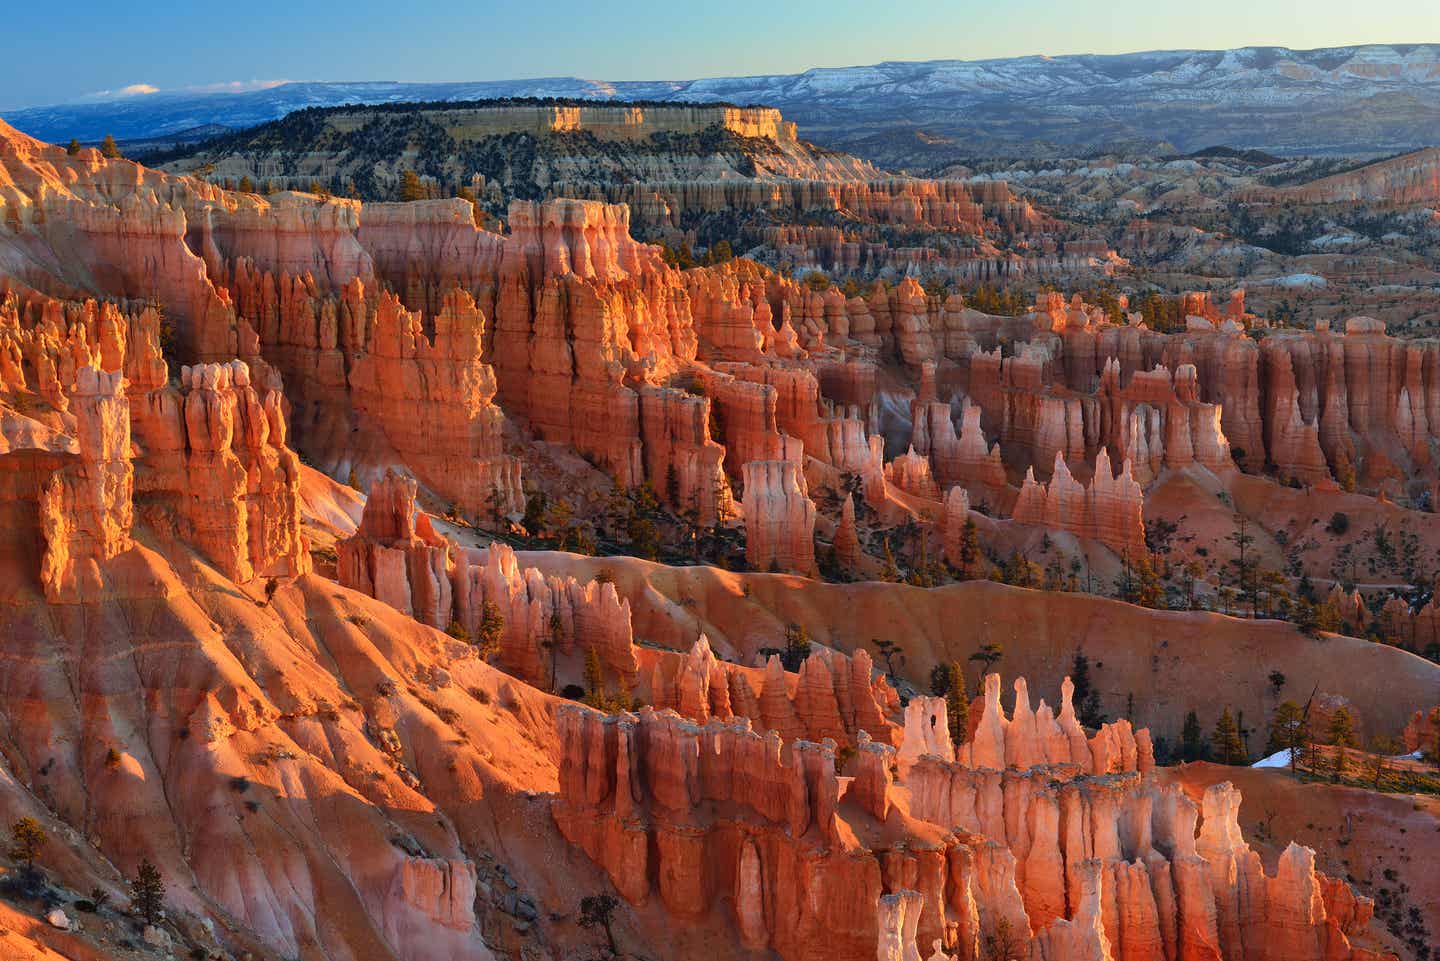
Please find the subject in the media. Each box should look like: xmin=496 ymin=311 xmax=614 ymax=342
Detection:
xmin=0 ymin=112 xmax=1426 ymax=961
xmin=10 ymin=121 xmax=1440 ymax=580
xmin=551 ymin=671 xmax=1383 ymax=961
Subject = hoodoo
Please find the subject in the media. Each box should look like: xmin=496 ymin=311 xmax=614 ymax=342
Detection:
xmin=0 ymin=36 xmax=1435 ymax=961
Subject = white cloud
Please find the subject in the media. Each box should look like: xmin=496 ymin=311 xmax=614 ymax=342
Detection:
xmin=79 ymin=79 xmax=290 ymax=102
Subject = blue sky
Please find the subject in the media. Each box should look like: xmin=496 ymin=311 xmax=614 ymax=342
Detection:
xmin=5 ymin=0 xmax=1438 ymax=110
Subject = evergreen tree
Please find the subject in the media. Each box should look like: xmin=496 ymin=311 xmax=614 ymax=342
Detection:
xmin=957 ymin=518 xmax=979 ymax=576
xmin=7 ymin=817 xmax=46 ymax=875
xmin=65 ymin=138 xmax=81 ymax=156
xmin=1212 ymin=707 xmax=1246 ymax=765
xmin=1071 ymin=653 xmax=1105 ymax=728
xmin=582 ymin=646 xmax=605 ymax=704
xmin=130 ymin=858 xmax=165 ymax=926
xmin=1266 ymin=700 xmax=1308 ymax=768
xmin=871 ymin=638 xmax=904 ymax=679
xmin=99 ymin=134 xmax=121 ymax=159
xmin=1227 ymin=516 xmax=1259 ymax=617
xmin=475 ymin=600 xmax=504 ymax=660
xmin=399 ymin=170 xmax=426 ymax=202
xmin=544 ymin=610 xmax=564 ymax=693
xmin=945 ymin=662 xmax=969 ymax=747
xmin=1327 ymin=706 xmax=1355 ymax=781
xmin=782 ymin=624 xmax=811 ymax=672
xmin=1181 ymin=709 xmax=1205 ymax=761
xmin=968 ymin=643 xmax=1003 ymax=695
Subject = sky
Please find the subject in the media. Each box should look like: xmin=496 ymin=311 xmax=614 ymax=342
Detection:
xmin=5 ymin=0 xmax=1440 ymax=110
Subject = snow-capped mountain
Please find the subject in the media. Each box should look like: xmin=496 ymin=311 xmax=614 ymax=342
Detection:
xmin=7 ymin=44 xmax=1440 ymax=158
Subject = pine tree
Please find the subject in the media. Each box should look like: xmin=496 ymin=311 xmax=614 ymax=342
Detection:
xmin=475 ymin=600 xmax=504 ymax=660
xmin=1071 ymin=653 xmax=1105 ymax=728
xmin=968 ymin=643 xmax=1003 ymax=695
xmin=130 ymin=858 xmax=165 ymax=926
xmin=544 ymin=610 xmax=564 ymax=693
xmin=945 ymin=662 xmax=969 ymax=747
xmin=399 ymin=170 xmax=426 ymax=202
xmin=1327 ymin=706 xmax=1355 ymax=781
xmin=1266 ymin=700 xmax=1307 ymax=765
xmin=1181 ymin=709 xmax=1205 ymax=761
xmin=99 ymin=134 xmax=121 ymax=159
xmin=582 ymin=647 xmax=606 ymax=706
xmin=957 ymin=518 xmax=979 ymax=575
xmin=7 ymin=817 xmax=46 ymax=875
xmin=66 ymin=138 xmax=81 ymax=156
xmin=1212 ymin=707 xmax=1246 ymax=765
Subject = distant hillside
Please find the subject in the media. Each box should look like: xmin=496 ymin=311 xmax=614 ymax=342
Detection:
xmin=1266 ymin=146 xmax=1440 ymax=204
xmin=155 ymin=98 xmax=867 ymax=207
xmin=6 ymin=44 xmax=1440 ymax=162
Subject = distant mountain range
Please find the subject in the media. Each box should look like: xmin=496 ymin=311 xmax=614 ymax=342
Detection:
xmin=7 ymin=44 xmax=1440 ymax=161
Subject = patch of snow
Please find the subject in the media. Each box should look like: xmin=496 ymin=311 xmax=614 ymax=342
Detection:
xmin=1258 ymin=273 xmax=1328 ymax=288
xmin=1253 ymin=749 xmax=1293 ymax=768
xmin=1310 ymin=231 xmax=1364 ymax=248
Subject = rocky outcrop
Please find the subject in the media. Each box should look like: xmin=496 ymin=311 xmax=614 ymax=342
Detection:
xmin=347 ymin=287 xmax=524 ymax=518
xmin=742 ymin=459 xmax=817 ymax=575
xmin=38 ymin=365 xmax=133 ymax=601
xmin=555 ymin=681 xmax=1379 ymax=961
xmin=1011 ymin=450 xmax=1145 ymax=557
xmin=906 ymin=673 xmax=1153 ymax=777
xmin=834 ymin=492 xmax=862 ymax=569
xmin=135 ymin=360 xmax=310 ymax=582
xmin=453 ymin=543 xmax=638 ymax=691
xmin=885 ymin=445 xmax=942 ymax=500
xmin=337 ymin=470 xmax=455 ymax=628
xmin=940 ymin=486 xmax=973 ymax=569
xmin=1403 ymin=705 xmax=1439 ymax=755
xmin=645 ymin=636 xmax=902 ymax=748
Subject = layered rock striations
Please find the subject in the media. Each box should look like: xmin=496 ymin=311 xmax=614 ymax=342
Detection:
xmin=37 ymin=365 xmax=133 ymax=601
xmin=553 ymin=683 xmax=1384 ymax=961
xmin=1011 ymin=450 xmax=1146 ymax=558
xmin=742 ymin=459 xmax=817 ymax=574
xmin=135 ymin=360 xmax=310 ymax=582
xmin=337 ymin=469 xmax=455 ymax=628
xmin=644 ymin=635 xmax=901 ymax=747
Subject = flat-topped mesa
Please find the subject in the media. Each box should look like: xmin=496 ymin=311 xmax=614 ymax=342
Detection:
xmin=315 ymin=101 xmax=797 ymax=143
xmin=39 ymin=365 xmax=134 ymax=601
xmin=742 ymin=459 xmax=817 ymax=575
xmin=1012 ymin=450 xmax=1145 ymax=558
xmin=337 ymin=469 xmax=454 ymax=628
xmin=134 ymin=359 xmax=309 ymax=583
xmin=646 ymin=636 xmax=901 ymax=747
